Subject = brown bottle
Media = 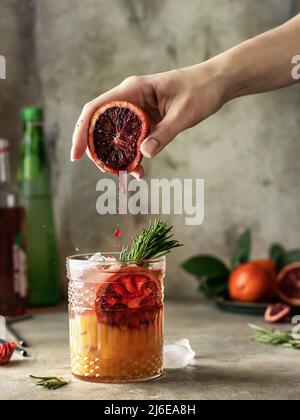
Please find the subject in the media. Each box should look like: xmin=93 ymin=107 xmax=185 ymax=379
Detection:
xmin=0 ymin=139 xmax=28 ymax=316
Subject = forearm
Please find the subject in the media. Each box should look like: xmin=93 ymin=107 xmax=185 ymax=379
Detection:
xmin=212 ymin=14 xmax=300 ymax=102
xmin=72 ymin=15 xmax=300 ymax=163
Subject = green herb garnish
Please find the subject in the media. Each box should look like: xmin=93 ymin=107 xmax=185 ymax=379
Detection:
xmin=120 ymin=220 xmax=183 ymax=262
xmin=30 ymin=375 xmax=72 ymax=390
xmin=249 ymin=324 xmax=300 ymax=349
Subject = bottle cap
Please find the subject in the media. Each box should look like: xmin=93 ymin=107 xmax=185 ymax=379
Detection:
xmin=0 ymin=139 xmax=10 ymax=154
xmin=21 ymin=107 xmax=44 ymax=122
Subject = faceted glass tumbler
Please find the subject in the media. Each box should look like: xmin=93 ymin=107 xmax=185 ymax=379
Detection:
xmin=67 ymin=254 xmax=165 ymax=383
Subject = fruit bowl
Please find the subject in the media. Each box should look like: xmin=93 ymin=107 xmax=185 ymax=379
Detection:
xmin=214 ymin=297 xmax=300 ymax=317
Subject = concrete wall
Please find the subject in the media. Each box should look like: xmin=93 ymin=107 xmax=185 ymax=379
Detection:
xmin=1 ymin=0 xmax=300 ymax=299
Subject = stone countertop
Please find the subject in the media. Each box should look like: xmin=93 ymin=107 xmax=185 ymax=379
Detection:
xmin=1 ymin=302 xmax=299 ymax=400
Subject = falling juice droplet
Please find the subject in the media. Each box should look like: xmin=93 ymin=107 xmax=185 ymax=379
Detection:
xmin=118 ymin=171 xmax=127 ymax=195
xmin=115 ymin=243 xmax=121 ymax=249
xmin=115 ymin=229 xmax=121 ymax=238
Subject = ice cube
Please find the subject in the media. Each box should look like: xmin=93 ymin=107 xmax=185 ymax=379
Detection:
xmin=68 ymin=254 xmax=118 ymax=282
xmin=89 ymin=253 xmax=117 ymax=263
xmin=88 ymin=253 xmax=107 ymax=262
xmin=68 ymin=259 xmax=87 ymax=280
xmin=105 ymin=256 xmax=118 ymax=262
xmin=163 ymin=338 xmax=195 ymax=369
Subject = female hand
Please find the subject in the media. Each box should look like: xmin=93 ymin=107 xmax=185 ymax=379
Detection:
xmin=71 ymin=61 xmax=226 ymax=178
xmin=71 ymin=14 xmax=300 ymax=178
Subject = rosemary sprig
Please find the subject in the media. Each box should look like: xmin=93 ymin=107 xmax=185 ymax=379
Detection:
xmin=249 ymin=324 xmax=300 ymax=349
xmin=30 ymin=375 xmax=72 ymax=390
xmin=120 ymin=220 xmax=183 ymax=262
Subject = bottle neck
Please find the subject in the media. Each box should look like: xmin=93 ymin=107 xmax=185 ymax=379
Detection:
xmin=20 ymin=119 xmax=46 ymax=180
xmin=0 ymin=150 xmax=11 ymax=184
xmin=19 ymin=119 xmax=51 ymax=198
xmin=22 ymin=120 xmax=44 ymax=138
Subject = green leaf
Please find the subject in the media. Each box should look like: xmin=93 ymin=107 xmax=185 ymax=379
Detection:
xmin=206 ymin=276 xmax=228 ymax=295
xmin=284 ymin=249 xmax=300 ymax=265
xmin=269 ymin=243 xmax=286 ymax=271
xmin=231 ymin=230 xmax=251 ymax=269
xmin=197 ymin=284 xmax=208 ymax=295
xmin=196 ymin=276 xmax=228 ymax=297
xmin=30 ymin=375 xmax=71 ymax=390
xmin=269 ymin=245 xmax=300 ymax=270
xmin=182 ymin=256 xmax=229 ymax=278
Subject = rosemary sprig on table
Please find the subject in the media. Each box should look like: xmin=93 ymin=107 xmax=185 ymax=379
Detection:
xmin=30 ymin=375 xmax=72 ymax=390
xmin=120 ymin=220 xmax=183 ymax=262
xmin=249 ymin=324 xmax=300 ymax=349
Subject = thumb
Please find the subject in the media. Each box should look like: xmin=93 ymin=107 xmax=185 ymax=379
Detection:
xmin=140 ymin=114 xmax=181 ymax=159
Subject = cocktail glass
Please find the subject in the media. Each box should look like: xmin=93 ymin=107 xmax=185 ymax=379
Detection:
xmin=67 ymin=253 xmax=165 ymax=383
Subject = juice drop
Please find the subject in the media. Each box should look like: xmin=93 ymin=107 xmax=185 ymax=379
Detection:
xmin=115 ymin=229 xmax=121 ymax=238
xmin=115 ymin=243 xmax=121 ymax=249
xmin=118 ymin=172 xmax=127 ymax=195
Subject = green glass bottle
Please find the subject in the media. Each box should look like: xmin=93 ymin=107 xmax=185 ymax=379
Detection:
xmin=18 ymin=107 xmax=59 ymax=306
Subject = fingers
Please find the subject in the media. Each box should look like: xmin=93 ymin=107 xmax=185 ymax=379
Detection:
xmin=85 ymin=147 xmax=93 ymax=161
xmin=86 ymin=148 xmax=105 ymax=172
xmin=130 ymin=165 xmax=145 ymax=180
xmin=71 ymin=87 xmax=121 ymax=161
xmin=71 ymin=76 xmax=146 ymax=162
xmin=140 ymin=110 xmax=181 ymax=159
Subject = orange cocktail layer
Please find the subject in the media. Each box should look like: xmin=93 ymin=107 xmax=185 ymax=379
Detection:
xmin=70 ymin=310 xmax=163 ymax=382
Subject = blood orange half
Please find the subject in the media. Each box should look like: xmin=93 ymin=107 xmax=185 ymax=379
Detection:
xmin=277 ymin=263 xmax=300 ymax=306
xmin=0 ymin=341 xmax=16 ymax=365
xmin=94 ymin=266 xmax=162 ymax=328
xmin=88 ymin=101 xmax=149 ymax=174
xmin=264 ymin=303 xmax=291 ymax=323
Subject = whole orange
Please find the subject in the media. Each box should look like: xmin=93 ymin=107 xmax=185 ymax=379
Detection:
xmin=253 ymin=259 xmax=276 ymax=276
xmin=229 ymin=261 xmax=276 ymax=303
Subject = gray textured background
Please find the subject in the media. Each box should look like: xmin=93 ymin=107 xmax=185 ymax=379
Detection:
xmin=1 ymin=0 xmax=300 ymax=299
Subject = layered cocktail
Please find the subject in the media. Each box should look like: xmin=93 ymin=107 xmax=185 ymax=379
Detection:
xmin=67 ymin=254 xmax=165 ymax=383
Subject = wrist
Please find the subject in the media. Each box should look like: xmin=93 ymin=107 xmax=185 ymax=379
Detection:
xmin=207 ymin=50 xmax=247 ymax=104
xmin=189 ymin=57 xmax=234 ymax=110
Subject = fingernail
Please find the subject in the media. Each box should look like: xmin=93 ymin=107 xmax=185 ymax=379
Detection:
xmin=141 ymin=138 xmax=160 ymax=158
xmin=70 ymin=147 xmax=76 ymax=162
